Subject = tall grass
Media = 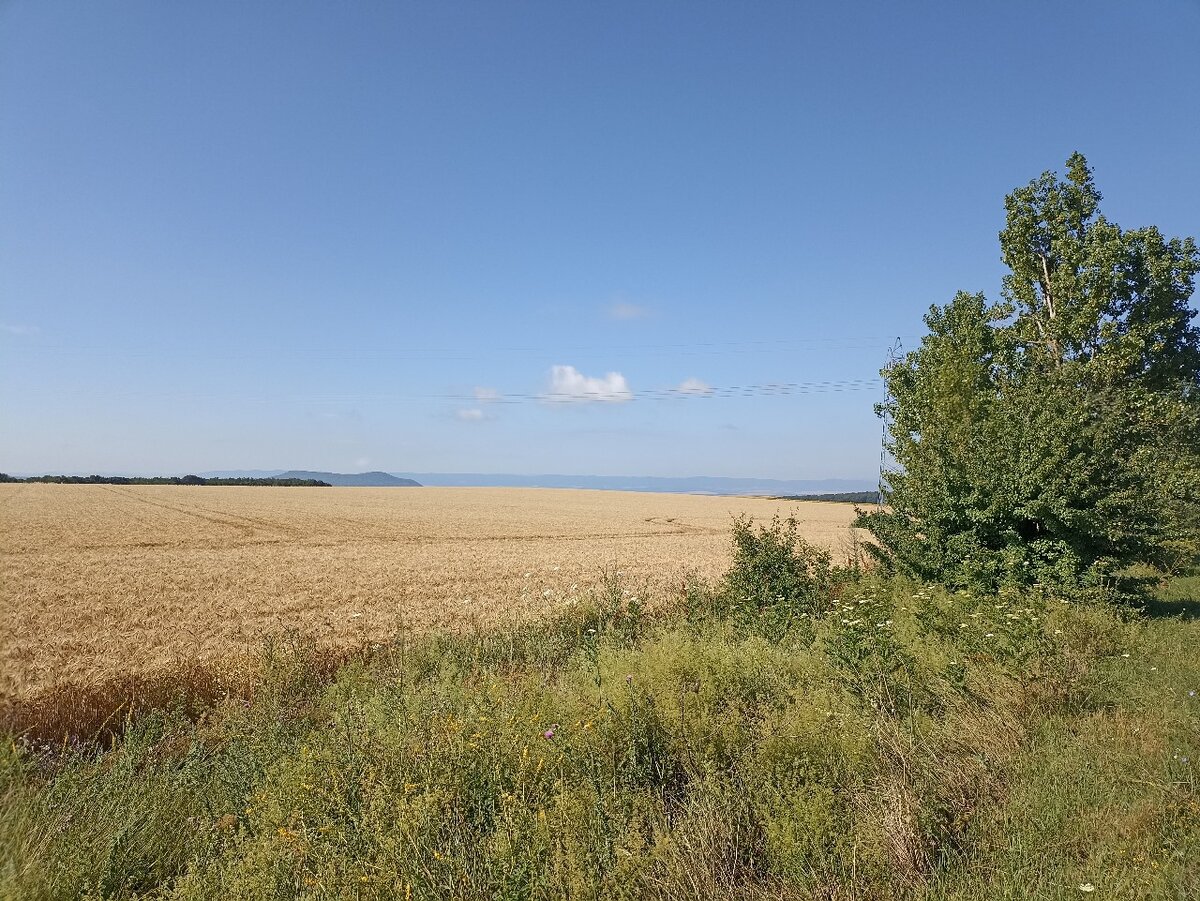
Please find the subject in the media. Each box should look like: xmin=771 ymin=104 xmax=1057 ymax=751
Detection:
xmin=1 ymin=523 xmax=1197 ymax=899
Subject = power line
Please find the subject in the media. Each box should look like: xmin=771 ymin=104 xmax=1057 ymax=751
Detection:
xmin=878 ymin=338 xmax=903 ymax=508
xmin=49 ymin=376 xmax=884 ymax=405
xmin=316 ymin=377 xmax=884 ymax=405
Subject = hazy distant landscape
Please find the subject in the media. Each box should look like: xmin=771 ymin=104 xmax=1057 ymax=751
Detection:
xmin=206 ymin=470 xmax=875 ymax=495
xmin=8 ymin=468 xmax=877 ymax=494
xmin=3 ymin=469 xmax=876 ymax=494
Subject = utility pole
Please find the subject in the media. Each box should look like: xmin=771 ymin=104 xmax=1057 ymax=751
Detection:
xmin=878 ymin=338 xmax=903 ymax=511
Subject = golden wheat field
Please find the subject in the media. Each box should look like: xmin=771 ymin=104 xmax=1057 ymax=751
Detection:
xmin=0 ymin=484 xmax=860 ymax=698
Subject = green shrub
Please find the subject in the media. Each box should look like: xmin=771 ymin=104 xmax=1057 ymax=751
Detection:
xmin=715 ymin=515 xmax=834 ymax=638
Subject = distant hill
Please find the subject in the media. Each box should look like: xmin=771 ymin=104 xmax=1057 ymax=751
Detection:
xmin=276 ymin=470 xmax=421 ymax=487
xmin=390 ymin=473 xmax=874 ymax=496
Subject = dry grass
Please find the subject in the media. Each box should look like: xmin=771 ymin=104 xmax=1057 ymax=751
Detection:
xmin=0 ymin=484 xmax=859 ymax=699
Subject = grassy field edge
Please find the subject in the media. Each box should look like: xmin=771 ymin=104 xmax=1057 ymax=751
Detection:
xmin=2 ymin=565 xmax=1197 ymax=900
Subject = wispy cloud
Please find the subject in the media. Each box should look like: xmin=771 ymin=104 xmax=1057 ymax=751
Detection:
xmin=354 ymin=456 xmax=371 ymax=468
xmin=545 ymin=365 xmax=632 ymax=404
xmin=676 ymin=377 xmax=713 ymax=396
xmin=457 ymin=408 xmax=486 ymax=421
xmin=1 ymin=323 xmax=39 ymax=336
xmin=473 ymin=386 xmax=500 ymax=403
xmin=606 ymin=301 xmax=650 ymax=321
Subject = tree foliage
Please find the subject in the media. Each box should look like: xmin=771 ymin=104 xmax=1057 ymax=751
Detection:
xmin=860 ymin=154 xmax=1200 ymax=595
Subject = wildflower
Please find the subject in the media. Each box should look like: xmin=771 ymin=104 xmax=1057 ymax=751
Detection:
xmin=985 ymin=632 xmax=995 ymax=638
xmin=625 ymin=674 xmax=633 ymax=685
xmin=349 ymin=611 xmax=362 ymax=619
xmin=523 ymin=572 xmax=532 ymax=578
xmin=543 ymin=726 xmax=556 ymax=740
xmin=1078 ymin=884 xmax=1095 ymax=893
xmin=1121 ymin=653 xmax=1130 ymax=658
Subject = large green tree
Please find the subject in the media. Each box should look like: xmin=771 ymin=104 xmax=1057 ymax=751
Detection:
xmin=860 ymin=154 xmax=1200 ymax=596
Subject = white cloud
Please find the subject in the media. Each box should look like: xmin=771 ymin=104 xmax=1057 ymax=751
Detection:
xmin=473 ymin=386 xmax=500 ymax=403
xmin=606 ymin=301 xmax=650 ymax=321
xmin=545 ymin=365 xmax=632 ymax=404
xmin=1 ymin=323 xmax=39 ymax=336
xmin=457 ymin=408 xmax=485 ymax=421
xmin=354 ymin=456 xmax=370 ymax=468
xmin=676 ymin=377 xmax=713 ymax=396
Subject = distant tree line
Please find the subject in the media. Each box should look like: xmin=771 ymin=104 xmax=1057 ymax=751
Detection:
xmin=0 ymin=474 xmax=330 ymax=487
xmin=777 ymin=491 xmax=881 ymax=504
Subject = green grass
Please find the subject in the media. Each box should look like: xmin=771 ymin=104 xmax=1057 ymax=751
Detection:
xmin=2 ymin=564 xmax=1198 ymax=899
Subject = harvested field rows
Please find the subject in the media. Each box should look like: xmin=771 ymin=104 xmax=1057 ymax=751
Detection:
xmin=0 ymin=484 xmax=860 ymax=698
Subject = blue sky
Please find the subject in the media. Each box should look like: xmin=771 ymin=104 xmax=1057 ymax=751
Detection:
xmin=2 ymin=1 xmax=1197 ymax=478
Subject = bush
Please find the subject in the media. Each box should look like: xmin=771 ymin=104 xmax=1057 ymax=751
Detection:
xmin=714 ymin=515 xmax=834 ymax=637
